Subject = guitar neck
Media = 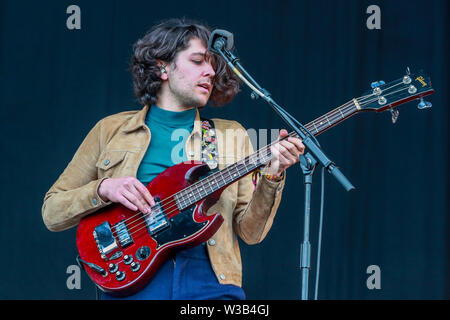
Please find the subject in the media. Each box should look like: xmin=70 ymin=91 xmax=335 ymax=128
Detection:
xmin=175 ymin=99 xmax=360 ymax=210
xmin=303 ymin=99 xmax=360 ymax=136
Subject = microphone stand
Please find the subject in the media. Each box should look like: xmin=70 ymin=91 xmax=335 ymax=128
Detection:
xmin=214 ymin=41 xmax=355 ymax=300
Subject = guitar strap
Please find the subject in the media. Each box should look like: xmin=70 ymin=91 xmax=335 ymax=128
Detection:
xmin=200 ymin=117 xmax=218 ymax=170
xmin=200 ymin=117 xmax=260 ymax=189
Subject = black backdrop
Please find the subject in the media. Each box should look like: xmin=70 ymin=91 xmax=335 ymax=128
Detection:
xmin=0 ymin=0 xmax=448 ymax=300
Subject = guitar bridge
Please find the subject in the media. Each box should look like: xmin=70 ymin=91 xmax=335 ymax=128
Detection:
xmin=93 ymin=222 xmax=118 ymax=260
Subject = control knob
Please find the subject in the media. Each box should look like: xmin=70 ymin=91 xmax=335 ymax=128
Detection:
xmin=115 ymin=271 xmax=126 ymax=281
xmin=123 ymin=254 xmax=133 ymax=265
xmin=130 ymin=262 xmax=141 ymax=272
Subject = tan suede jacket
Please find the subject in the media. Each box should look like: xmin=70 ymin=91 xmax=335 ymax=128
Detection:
xmin=42 ymin=105 xmax=285 ymax=287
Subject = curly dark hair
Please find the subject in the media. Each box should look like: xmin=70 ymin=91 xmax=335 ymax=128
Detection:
xmin=129 ymin=18 xmax=240 ymax=107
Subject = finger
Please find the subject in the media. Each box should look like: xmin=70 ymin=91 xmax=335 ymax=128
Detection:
xmin=128 ymin=183 xmax=152 ymax=213
xmin=128 ymin=180 xmax=149 ymax=206
xmin=116 ymin=194 xmax=138 ymax=212
xmin=270 ymin=144 xmax=290 ymax=168
xmin=122 ymin=189 xmax=148 ymax=213
xmin=287 ymin=137 xmax=306 ymax=154
xmin=279 ymin=129 xmax=289 ymax=137
xmin=277 ymin=143 xmax=299 ymax=166
xmin=280 ymin=140 xmax=301 ymax=158
xmin=270 ymin=143 xmax=282 ymax=162
xmin=133 ymin=181 xmax=156 ymax=207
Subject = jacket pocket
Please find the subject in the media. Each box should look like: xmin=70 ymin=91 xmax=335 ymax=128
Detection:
xmin=96 ymin=150 xmax=127 ymax=172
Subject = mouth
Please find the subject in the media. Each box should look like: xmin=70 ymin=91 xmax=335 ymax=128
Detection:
xmin=197 ymin=82 xmax=211 ymax=93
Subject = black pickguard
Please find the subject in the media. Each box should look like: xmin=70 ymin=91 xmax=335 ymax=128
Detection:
xmin=151 ymin=206 xmax=208 ymax=248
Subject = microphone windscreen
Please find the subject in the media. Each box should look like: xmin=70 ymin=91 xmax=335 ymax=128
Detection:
xmin=208 ymin=29 xmax=234 ymax=54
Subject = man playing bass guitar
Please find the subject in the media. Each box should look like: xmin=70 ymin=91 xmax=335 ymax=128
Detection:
xmin=42 ymin=18 xmax=305 ymax=300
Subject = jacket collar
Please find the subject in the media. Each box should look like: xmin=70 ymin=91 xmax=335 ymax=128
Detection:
xmin=122 ymin=104 xmax=202 ymax=138
xmin=122 ymin=105 xmax=149 ymax=133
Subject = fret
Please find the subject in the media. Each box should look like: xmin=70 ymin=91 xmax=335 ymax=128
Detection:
xmin=219 ymin=171 xmax=227 ymax=186
xmin=313 ymin=121 xmax=319 ymax=133
xmin=179 ymin=193 xmax=188 ymax=209
xmin=243 ymin=161 xmax=251 ymax=174
xmin=190 ymin=184 xmax=201 ymax=203
xmin=248 ymin=156 xmax=256 ymax=168
xmin=223 ymin=167 xmax=233 ymax=184
xmin=176 ymin=193 xmax=185 ymax=209
xmin=231 ymin=164 xmax=239 ymax=179
xmin=197 ymin=184 xmax=205 ymax=198
xmin=314 ymin=121 xmax=324 ymax=133
xmin=212 ymin=176 xmax=219 ymax=189
xmin=202 ymin=179 xmax=212 ymax=196
xmin=235 ymin=161 xmax=243 ymax=176
xmin=226 ymin=167 xmax=234 ymax=183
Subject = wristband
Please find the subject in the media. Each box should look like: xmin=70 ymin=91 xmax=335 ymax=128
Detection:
xmin=264 ymin=172 xmax=283 ymax=182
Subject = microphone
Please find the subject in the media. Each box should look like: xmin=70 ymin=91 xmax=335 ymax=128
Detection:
xmin=208 ymin=29 xmax=234 ymax=54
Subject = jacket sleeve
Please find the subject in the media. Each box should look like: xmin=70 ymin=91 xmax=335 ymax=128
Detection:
xmin=41 ymin=120 xmax=111 ymax=232
xmin=232 ymin=122 xmax=286 ymax=245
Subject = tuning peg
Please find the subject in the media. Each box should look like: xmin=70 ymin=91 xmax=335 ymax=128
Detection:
xmin=371 ymin=80 xmax=385 ymax=89
xmin=390 ymin=109 xmax=399 ymax=124
xmin=417 ymin=98 xmax=432 ymax=109
xmin=406 ymin=67 xmax=411 ymax=75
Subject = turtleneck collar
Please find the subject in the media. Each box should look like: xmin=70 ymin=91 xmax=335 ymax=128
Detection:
xmin=146 ymin=104 xmax=197 ymax=127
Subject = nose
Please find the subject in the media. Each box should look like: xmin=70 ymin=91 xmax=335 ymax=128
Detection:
xmin=203 ymin=62 xmax=215 ymax=79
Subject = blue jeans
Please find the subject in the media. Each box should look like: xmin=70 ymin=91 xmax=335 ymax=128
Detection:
xmin=102 ymin=244 xmax=245 ymax=300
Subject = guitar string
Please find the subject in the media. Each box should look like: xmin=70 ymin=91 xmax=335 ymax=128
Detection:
xmin=110 ymin=84 xmax=412 ymax=240
xmin=111 ymin=151 xmax=273 ymax=238
xmin=115 ymin=78 xmax=410 ymax=233
xmin=110 ymin=98 xmax=358 ymax=237
xmin=310 ymin=80 xmax=405 ymax=129
xmin=111 ymin=84 xmax=412 ymax=240
xmin=111 ymin=84 xmax=413 ymax=241
xmin=110 ymin=98 xmax=357 ymax=237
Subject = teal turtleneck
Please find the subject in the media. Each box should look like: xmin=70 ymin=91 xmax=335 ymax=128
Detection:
xmin=137 ymin=104 xmax=197 ymax=185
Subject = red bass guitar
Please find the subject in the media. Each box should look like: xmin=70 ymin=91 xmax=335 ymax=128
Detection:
xmin=76 ymin=68 xmax=434 ymax=296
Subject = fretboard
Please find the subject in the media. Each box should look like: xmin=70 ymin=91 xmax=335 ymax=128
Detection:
xmin=304 ymin=99 xmax=359 ymax=136
xmin=175 ymin=99 xmax=359 ymax=210
xmin=175 ymin=148 xmax=272 ymax=210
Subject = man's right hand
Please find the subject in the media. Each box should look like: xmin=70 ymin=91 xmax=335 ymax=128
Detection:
xmin=98 ymin=177 xmax=155 ymax=214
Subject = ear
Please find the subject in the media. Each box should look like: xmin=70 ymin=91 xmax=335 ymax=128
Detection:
xmin=158 ymin=60 xmax=168 ymax=81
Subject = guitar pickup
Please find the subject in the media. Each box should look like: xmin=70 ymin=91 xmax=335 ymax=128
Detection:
xmin=145 ymin=200 xmax=170 ymax=236
xmin=113 ymin=220 xmax=134 ymax=248
xmin=147 ymin=216 xmax=169 ymax=235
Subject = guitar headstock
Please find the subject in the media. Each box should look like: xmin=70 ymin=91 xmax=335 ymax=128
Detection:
xmin=358 ymin=68 xmax=434 ymax=115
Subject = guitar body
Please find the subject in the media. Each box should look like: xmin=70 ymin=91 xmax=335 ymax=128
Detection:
xmin=76 ymin=161 xmax=224 ymax=297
